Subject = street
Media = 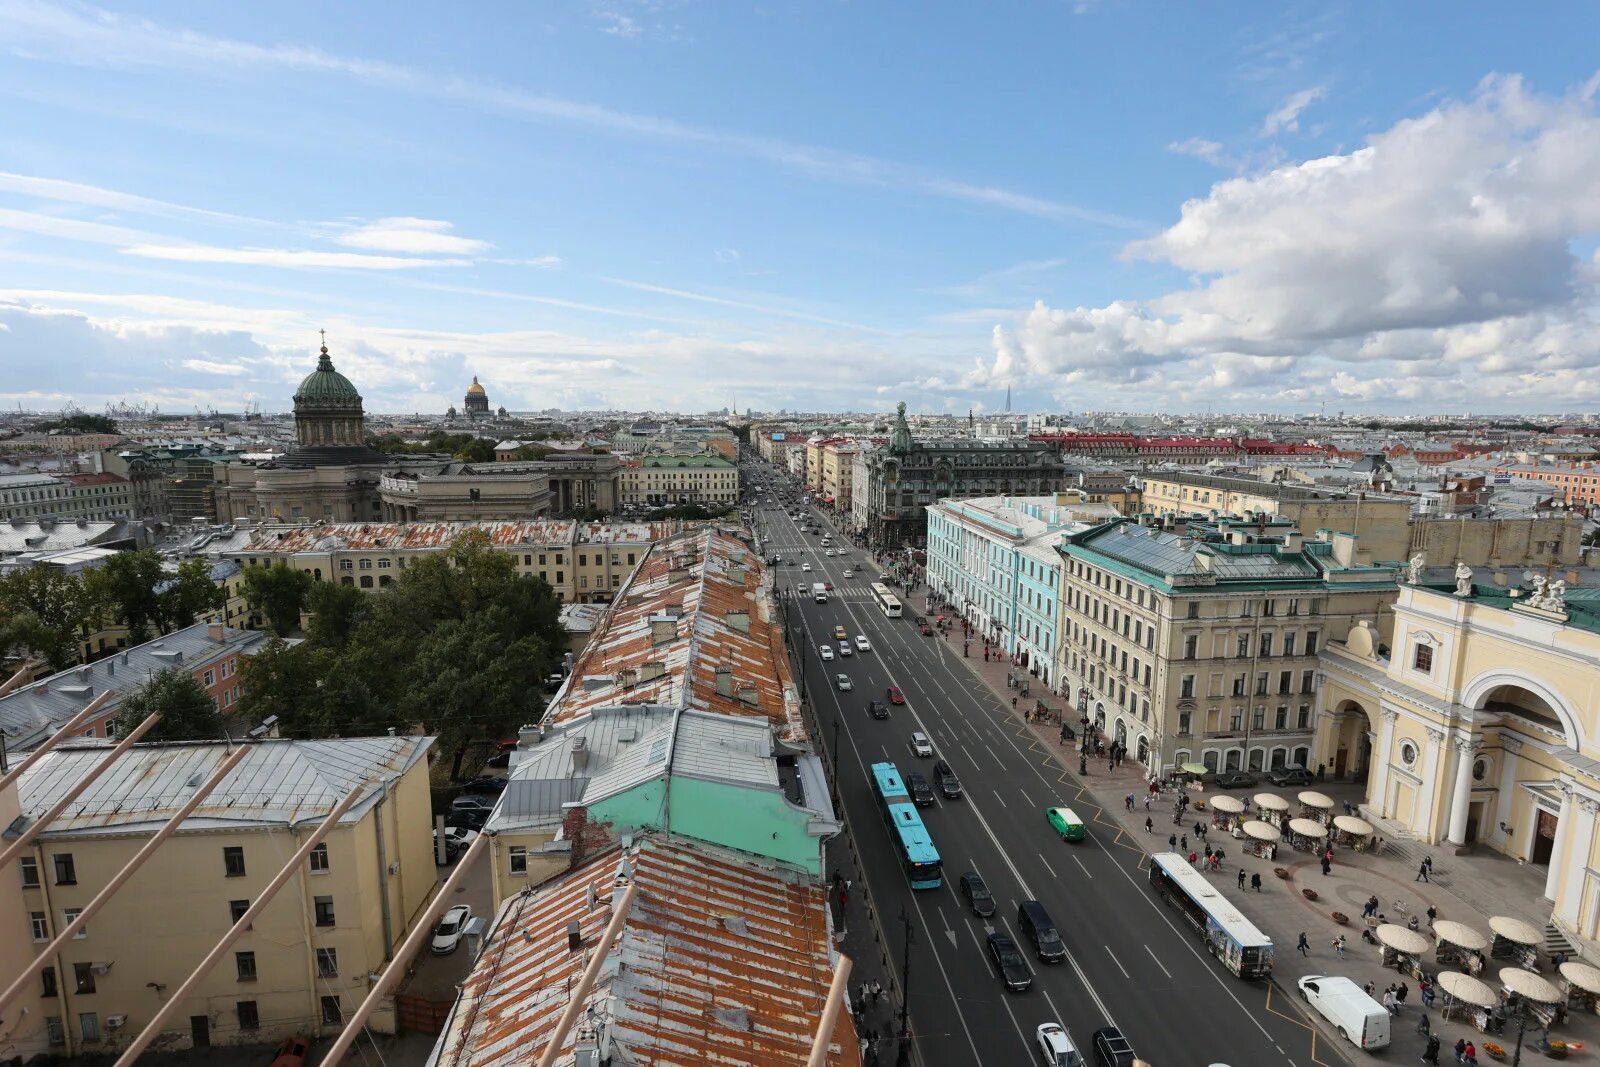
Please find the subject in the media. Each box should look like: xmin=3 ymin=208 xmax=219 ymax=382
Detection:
xmin=750 ymin=472 xmax=1346 ymax=1067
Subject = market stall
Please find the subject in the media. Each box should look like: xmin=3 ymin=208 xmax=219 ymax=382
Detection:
xmin=1286 ymin=817 xmax=1329 ymax=853
xmin=1501 ymin=967 xmax=1564 ymax=1031
xmin=1437 ymin=970 xmax=1498 ymax=1027
xmin=1297 ymin=790 xmax=1335 ymax=826
xmin=1253 ymin=792 xmax=1290 ymax=830
xmin=1239 ymin=819 xmax=1281 ymax=859
xmin=1377 ymin=923 xmax=1431 ymax=977
xmin=1331 ymin=814 xmax=1375 ymax=851
xmin=1435 ymin=920 xmax=1489 ymax=973
xmin=1489 ymin=915 xmax=1544 ymax=969
xmin=1210 ymin=794 xmax=1245 ymax=830
xmin=1559 ymin=961 xmax=1600 ymax=1015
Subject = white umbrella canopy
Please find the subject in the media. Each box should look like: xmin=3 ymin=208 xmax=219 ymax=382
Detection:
xmin=1242 ymin=820 xmax=1281 ymax=842
xmin=1499 ymin=967 xmax=1560 ymax=1004
xmin=1560 ymin=960 xmax=1600 ymax=994
xmin=1298 ymin=790 xmax=1335 ymax=809
xmin=1254 ymin=793 xmax=1290 ymax=811
xmin=1376 ymin=924 xmax=1431 ymax=955
xmin=1433 ymin=920 xmax=1488 ymax=952
xmin=1488 ymin=916 xmax=1542 ymax=946
xmin=1332 ymin=815 xmax=1373 ymax=835
xmin=1210 ymin=795 xmax=1245 ymax=814
xmin=1437 ymin=970 xmax=1497 ymax=1009
xmin=1288 ymin=818 xmax=1328 ymax=838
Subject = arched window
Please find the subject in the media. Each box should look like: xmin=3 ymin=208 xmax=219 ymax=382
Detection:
xmin=1247 ymin=749 xmax=1265 ymax=772
xmin=360 ymin=575 xmax=374 ymax=589
xmin=340 ymin=576 xmax=354 ymax=587
xmin=1292 ymin=745 xmax=1310 ymax=767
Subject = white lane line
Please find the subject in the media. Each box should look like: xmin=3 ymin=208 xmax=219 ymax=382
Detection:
xmin=991 ymin=790 xmax=1007 ymax=808
xmin=1018 ymin=788 xmax=1033 ymax=808
xmin=1144 ymin=944 xmax=1172 ymax=979
xmin=1104 ymin=945 xmax=1131 ymax=979
xmin=1038 ymin=854 xmax=1058 ymax=878
xmin=1072 ymin=855 xmax=1093 ymax=879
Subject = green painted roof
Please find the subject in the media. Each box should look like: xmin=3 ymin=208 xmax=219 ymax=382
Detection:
xmin=1455 ymin=584 xmax=1600 ymax=636
xmin=295 ymin=346 xmax=361 ymax=402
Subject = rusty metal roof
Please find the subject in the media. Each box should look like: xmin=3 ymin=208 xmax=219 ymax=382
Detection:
xmin=430 ymin=836 xmax=858 ymax=1067
xmin=232 ymin=520 xmax=674 ymax=554
xmin=544 ymin=529 xmax=803 ymax=742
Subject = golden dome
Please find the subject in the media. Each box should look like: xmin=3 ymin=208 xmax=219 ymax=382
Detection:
xmin=466 ymin=375 xmax=487 ymax=396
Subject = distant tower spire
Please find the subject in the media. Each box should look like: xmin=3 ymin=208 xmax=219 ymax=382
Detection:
xmin=1006 ymin=384 xmax=1012 ymax=413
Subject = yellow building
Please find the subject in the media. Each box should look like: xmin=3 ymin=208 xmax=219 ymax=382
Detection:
xmin=10 ymin=736 xmax=436 ymax=1054
xmin=1319 ymin=571 xmax=1600 ymax=952
xmin=820 ymin=441 xmax=859 ymax=513
xmin=618 ymin=454 xmax=740 ymax=508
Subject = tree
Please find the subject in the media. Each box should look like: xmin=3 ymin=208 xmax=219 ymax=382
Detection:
xmin=112 ymin=667 xmax=224 ymax=742
xmin=158 ymin=557 xmax=225 ymax=633
xmin=0 ymin=565 xmax=93 ymax=670
xmin=35 ymin=413 xmax=118 ymax=435
xmin=241 ymin=563 xmax=314 ymax=636
xmin=84 ymin=549 xmax=164 ymax=642
xmin=304 ymin=580 xmax=366 ymax=648
xmin=238 ymin=638 xmax=332 ymax=735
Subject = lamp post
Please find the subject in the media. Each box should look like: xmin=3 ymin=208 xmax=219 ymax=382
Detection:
xmin=896 ymin=907 xmax=914 ymax=1067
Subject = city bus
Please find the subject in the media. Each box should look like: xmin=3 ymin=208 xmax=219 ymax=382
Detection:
xmin=1148 ymin=852 xmax=1274 ymax=978
xmin=870 ymin=762 xmax=942 ymax=889
xmin=869 ymin=582 xmax=903 ymax=618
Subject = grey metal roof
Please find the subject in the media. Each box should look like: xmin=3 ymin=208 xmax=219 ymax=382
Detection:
xmin=0 ymin=520 xmax=144 ymax=557
xmin=1078 ymin=522 xmax=1320 ymax=581
xmin=13 ymin=735 xmax=432 ymax=836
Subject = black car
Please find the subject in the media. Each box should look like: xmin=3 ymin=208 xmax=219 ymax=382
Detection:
xmin=986 ymin=932 xmax=1032 ymax=992
xmin=460 ymin=775 xmax=507 ymax=794
xmin=959 ymin=871 xmax=995 ymax=918
xmin=906 ymin=772 xmax=935 ymax=808
xmin=932 ymin=759 xmax=963 ymax=799
xmin=1091 ymin=1026 xmax=1137 ymax=1067
xmin=1267 ymin=765 xmax=1314 ymax=787
xmin=866 ymin=700 xmax=890 ymax=720
xmin=446 ymin=808 xmax=487 ymax=831
xmin=1213 ymin=771 xmax=1257 ymax=790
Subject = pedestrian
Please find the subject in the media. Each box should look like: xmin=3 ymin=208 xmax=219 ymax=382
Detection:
xmin=1396 ymin=983 xmax=1408 ymax=1007
xmin=1463 ymin=1040 xmax=1475 ymax=1064
xmin=1416 ymin=860 xmax=1431 ymax=883
xmin=1423 ymin=1034 xmax=1440 ymax=1065
xmin=1169 ymin=833 xmax=1178 ymax=851
xmin=1012 ymin=696 xmax=1018 ymax=710
xmin=1203 ymin=843 xmax=1213 ymax=860
xmin=1144 ymin=794 xmax=1153 ymax=811
xmin=1145 ymin=816 xmax=1154 ymax=834
xmin=1333 ymin=934 xmax=1346 ymax=957
xmin=1126 ymin=794 xmax=1135 ymax=811
xmin=1238 ymin=868 xmax=1247 ymax=890
xmin=1427 ymin=905 xmax=1438 ymax=928
xmin=1251 ymin=872 xmax=1262 ymax=892
xmin=1297 ymin=931 xmax=1309 ymax=956
xmin=1180 ymin=834 xmax=1188 ymax=851
xmin=1197 ymin=821 xmax=1207 ymax=840
xmin=1382 ymin=988 xmax=1398 ymax=1015
xmin=1454 ymin=1037 xmax=1467 ymax=1063
xmin=1343 ymin=799 xmax=1353 ymax=816
xmin=1364 ymin=895 xmax=1379 ymax=918
xmin=1321 ymin=855 xmax=1332 ymax=876
xmin=1417 ymin=1011 xmax=1431 ymax=1037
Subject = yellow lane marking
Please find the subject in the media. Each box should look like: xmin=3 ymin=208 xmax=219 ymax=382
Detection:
xmin=1263 ymin=982 xmax=1339 ymax=1067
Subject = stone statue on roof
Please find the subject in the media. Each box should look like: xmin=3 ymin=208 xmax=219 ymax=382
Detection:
xmin=1454 ymin=560 xmax=1474 ymax=597
xmin=1406 ymin=552 xmax=1426 ymax=585
xmin=1547 ymin=578 xmax=1568 ymax=612
xmin=1529 ymin=574 xmax=1549 ymax=608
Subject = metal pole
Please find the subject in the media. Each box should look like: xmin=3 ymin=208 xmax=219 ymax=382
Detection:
xmin=0 ymin=691 xmax=114 ymax=792
xmin=896 ymin=908 xmax=913 ymax=1066
xmin=532 ymin=882 xmax=640 ymax=1067
xmin=1510 ymin=1000 xmax=1529 ymax=1066
xmin=316 ymin=830 xmax=492 ymax=1067
xmin=0 ymin=710 xmax=161 ymax=871
xmin=115 ymin=782 xmax=367 ymax=1067
xmin=0 ymin=743 xmax=254 ymax=1017
xmin=804 ymin=955 xmax=853 ymax=1067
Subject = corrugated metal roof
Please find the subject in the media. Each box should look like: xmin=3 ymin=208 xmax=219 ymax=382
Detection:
xmin=232 ymin=520 xmax=673 ymax=554
xmin=430 ymin=837 xmax=857 ymax=1067
xmin=14 ymin=736 xmax=432 ymax=835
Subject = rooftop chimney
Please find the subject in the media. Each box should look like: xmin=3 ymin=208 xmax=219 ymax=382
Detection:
xmin=208 ymin=617 xmax=226 ymax=643
xmin=650 ymin=616 xmax=676 ymax=646
xmin=566 ymin=921 xmax=582 ymax=952
xmin=570 ymin=735 xmax=590 ymax=773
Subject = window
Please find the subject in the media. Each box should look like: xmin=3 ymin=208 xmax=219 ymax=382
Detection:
xmin=1297 ymin=704 xmax=1311 ymax=729
xmin=1179 ymin=675 xmax=1195 ymax=699
xmin=1236 ymin=634 xmax=1251 ymax=658
xmin=40 ymin=965 xmax=56 ymax=998
xmin=1279 ymin=671 xmax=1292 ymax=694
xmin=53 ymin=853 xmax=76 ymax=885
xmin=321 ymin=996 xmax=343 ymax=1025
xmin=223 ymin=847 xmax=245 ymax=878
xmin=1186 ymin=602 xmax=1199 ymax=619
xmin=1412 ymin=642 xmax=1433 ymax=673
xmin=1259 ymin=633 xmax=1273 ymax=657
xmin=46 ymin=1017 xmax=63 ymax=1046
xmin=30 ymin=911 xmax=48 ymax=941
xmin=1183 ymin=635 xmax=1197 ymax=660
xmin=1263 ymin=600 xmax=1276 ymax=617
xmin=1178 ymin=711 xmax=1192 ymax=735
xmin=235 ymin=951 xmax=256 ymax=981
xmin=309 ymin=843 xmax=329 ymax=873
xmin=79 ymin=1013 xmax=99 ymax=1043
xmin=20 ymin=856 xmax=39 ymax=887
xmin=314 ymin=896 xmax=335 ymax=927
xmin=203 ymin=669 xmax=216 ymax=687
xmin=1253 ymin=706 xmax=1266 ymax=730
xmin=340 ymin=560 xmax=354 ymax=571
xmin=1275 ymin=706 xmax=1288 ymax=730
xmin=63 ymin=909 xmax=84 ymax=938
xmin=1230 ymin=708 xmax=1243 ymax=731
xmin=238 ymin=1001 xmax=260 ymax=1031
xmin=509 ymin=846 xmax=527 ymax=875
xmin=74 ymin=963 xmax=95 ymax=995
xmin=229 ymin=899 xmax=250 ymax=926
xmin=1305 ymin=631 xmax=1319 ymax=655
xmin=1232 ymin=674 xmax=1246 ymax=697
xmin=1301 ymin=670 xmax=1316 ymax=694
xmin=316 ymin=948 xmax=338 ymax=977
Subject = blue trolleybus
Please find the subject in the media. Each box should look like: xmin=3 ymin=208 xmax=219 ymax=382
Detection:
xmin=870 ymin=762 xmax=942 ymax=889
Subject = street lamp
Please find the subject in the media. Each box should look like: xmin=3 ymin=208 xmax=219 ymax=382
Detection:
xmin=896 ymin=908 xmax=914 ymax=1067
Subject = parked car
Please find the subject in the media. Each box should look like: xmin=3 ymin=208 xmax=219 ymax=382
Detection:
xmin=887 ymin=685 xmax=905 ymax=705
xmin=486 ymin=750 xmax=511 ymax=769
xmin=867 ymin=699 xmax=890 ymax=720
xmin=854 ymin=635 xmax=871 ymax=652
xmin=446 ymin=808 xmax=487 ymax=831
xmin=1091 ymin=1026 xmax=1137 ymax=1067
xmin=451 ymin=794 xmax=495 ymax=813
xmin=959 ymin=871 xmax=996 ymax=917
xmin=906 ymin=772 xmax=935 ymax=807
xmin=918 ymin=620 xmax=933 ymax=635
xmin=268 ymin=1035 xmax=310 ymax=1067
xmin=1296 ymin=975 xmax=1392 ymax=1050
xmin=909 ymin=730 xmax=933 ymax=757
xmin=986 ymin=932 xmax=1032 ymax=992
xmin=433 ymin=826 xmax=477 ymax=864
xmin=430 ymin=904 xmax=473 ymax=955
xmin=1213 ymin=771 xmax=1258 ymax=790
xmin=1267 ymin=765 xmax=1314 ymax=787
xmin=932 ymin=759 xmax=963 ymax=799
xmin=460 ymin=775 xmax=507 ymax=794
xmin=1036 ymin=1022 xmax=1083 ymax=1067
xmin=836 ymin=673 xmax=854 ymax=691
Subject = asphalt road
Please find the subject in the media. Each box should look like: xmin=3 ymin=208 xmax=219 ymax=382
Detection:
xmin=747 ymin=470 xmax=1345 ymax=1067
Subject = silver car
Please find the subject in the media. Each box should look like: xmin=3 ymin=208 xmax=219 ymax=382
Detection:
xmin=836 ymin=674 xmax=854 ymax=691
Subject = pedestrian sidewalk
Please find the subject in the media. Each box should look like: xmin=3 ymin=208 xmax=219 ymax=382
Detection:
xmin=907 ymin=588 xmax=1599 ymax=1063
xmin=827 ymin=832 xmax=900 ymax=1067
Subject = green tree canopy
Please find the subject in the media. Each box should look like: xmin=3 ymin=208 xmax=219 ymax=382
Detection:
xmin=0 ymin=565 xmax=93 ymax=670
xmin=241 ymin=562 xmax=314 ymax=636
xmin=35 ymin=414 xmax=118 ymax=434
xmin=159 ymin=557 xmax=225 ymax=633
xmin=113 ymin=667 xmax=224 ymax=742
xmin=83 ymin=549 xmax=164 ymax=643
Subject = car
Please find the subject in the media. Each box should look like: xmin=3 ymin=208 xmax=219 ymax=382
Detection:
xmin=836 ymin=673 xmax=854 ymax=691
xmin=906 ymin=772 xmax=935 ymax=807
xmin=932 ymin=759 xmax=963 ymax=798
xmin=866 ymin=699 xmax=889 ymax=720
xmin=824 ymin=581 xmax=833 ymax=591
xmin=1267 ymin=765 xmax=1314 ymax=787
xmin=887 ymin=685 xmax=905 ymax=705
xmin=854 ymin=635 xmax=871 ymax=652
xmin=446 ymin=807 xmax=487 ymax=831
xmin=802 ymin=562 xmax=812 ymax=572
xmin=819 ymin=644 xmax=834 ymax=660
xmin=1090 ymin=1026 xmax=1137 ymax=1067
xmin=433 ymin=825 xmax=478 ymax=863
xmin=486 ymin=750 xmax=511 ymax=768
xmin=1045 ymin=806 xmax=1086 ymax=842
xmin=843 ymin=569 xmax=854 ymax=579
xmin=959 ymin=871 xmax=996 ymax=917
xmin=1036 ymin=1022 xmax=1083 ymax=1067
xmin=460 ymin=775 xmax=507 ymax=794
xmin=451 ymin=794 xmax=495 ymax=812
xmin=833 ymin=625 xmax=848 ymax=639
xmin=838 ymin=641 xmax=853 ymax=656
xmin=268 ymin=1035 xmax=311 ymax=1067
xmin=495 ymin=737 xmax=520 ymax=752
xmin=1213 ymin=771 xmax=1258 ymax=789
xmin=986 ymin=932 xmax=1033 ymax=992
xmin=909 ymin=730 xmax=933 ymax=757
xmin=918 ymin=620 xmax=933 ymax=636
xmin=430 ymin=904 xmax=474 ymax=955
xmin=824 ymin=549 xmax=834 ymax=557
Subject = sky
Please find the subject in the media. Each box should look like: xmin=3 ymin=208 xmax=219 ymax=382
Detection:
xmin=1 ymin=2 xmax=1599 ymax=417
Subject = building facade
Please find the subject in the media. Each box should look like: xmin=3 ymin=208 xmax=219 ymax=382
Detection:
xmin=1053 ymin=517 xmax=1400 ymax=777
xmin=0 ymin=474 xmax=70 ymax=520
xmin=618 ymin=453 xmax=739 ymax=508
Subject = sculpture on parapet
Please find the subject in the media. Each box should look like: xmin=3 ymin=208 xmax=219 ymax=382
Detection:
xmin=1529 ymin=574 xmax=1548 ymax=608
xmin=1454 ymin=561 xmax=1474 ymax=597
xmin=1406 ymin=553 xmax=1426 ymax=585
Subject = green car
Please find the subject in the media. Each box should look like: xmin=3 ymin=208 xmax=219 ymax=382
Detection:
xmin=1046 ymin=806 xmax=1086 ymax=842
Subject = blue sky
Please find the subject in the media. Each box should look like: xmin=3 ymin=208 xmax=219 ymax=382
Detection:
xmin=1 ymin=2 xmax=1598 ymax=416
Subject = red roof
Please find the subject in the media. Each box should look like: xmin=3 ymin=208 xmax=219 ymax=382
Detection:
xmin=63 ymin=472 xmax=128 ymax=486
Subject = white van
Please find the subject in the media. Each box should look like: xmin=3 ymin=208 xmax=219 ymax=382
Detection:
xmin=1296 ymin=975 xmax=1391 ymax=1051
xmin=813 ymin=582 xmax=829 ymax=604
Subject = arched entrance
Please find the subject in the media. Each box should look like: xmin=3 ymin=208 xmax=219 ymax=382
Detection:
xmin=1471 ymin=681 xmax=1578 ymax=864
xmin=1114 ymin=720 xmax=1128 ymax=747
xmin=1137 ymin=735 xmax=1149 ymax=763
xmin=1331 ymin=700 xmax=1374 ymax=781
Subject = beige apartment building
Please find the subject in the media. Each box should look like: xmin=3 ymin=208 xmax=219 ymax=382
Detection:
xmin=1053 ymin=517 xmax=1399 ymax=777
xmin=820 ymin=440 xmax=859 ymax=512
xmin=618 ymin=454 xmax=740 ymax=508
xmin=7 ymin=736 xmax=435 ymax=1056
xmin=1318 ymin=573 xmax=1600 ymax=957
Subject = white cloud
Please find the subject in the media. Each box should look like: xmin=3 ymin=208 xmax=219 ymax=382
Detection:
xmin=0 ymin=207 xmax=171 ymax=247
xmin=1261 ymin=86 xmax=1326 ymax=136
xmin=1167 ymin=138 xmax=1227 ymax=165
xmin=182 ymin=358 xmax=248 ymax=376
xmin=123 ymin=244 xmax=472 ymax=270
xmin=713 ymin=248 xmax=740 ymax=263
xmin=599 ymin=277 xmax=893 ymax=333
xmin=0 ymin=171 xmax=269 ymax=225
xmin=336 ymin=217 xmax=491 ymax=255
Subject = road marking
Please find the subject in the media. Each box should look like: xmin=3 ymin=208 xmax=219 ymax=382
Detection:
xmin=1038 ymin=854 xmax=1057 ymax=878
xmin=991 ymin=790 xmax=1007 ymax=808
xmin=1018 ymin=787 xmax=1033 ymax=807
xmin=1104 ymin=945 xmax=1131 ymax=979
xmin=1143 ymin=944 xmax=1172 ymax=978
xmin=1072 ymin=856 xmax=1093 ymax=879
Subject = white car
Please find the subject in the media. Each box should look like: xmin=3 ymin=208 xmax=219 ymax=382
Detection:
xmin=819 ymin=645 xmax=834 ymax=661
xmin=910 ymin=731 xmax=934 ymax=757
xmin=802 ymin=563 xmax=812 ymax=572
xmin=838 ymin=641 xmax=853 ymax=657
xmin=836 ymin=674 xmax=854 ymax=691
xmin=843 ymin=569 xmax=854 ymax=579
xmin=431 ymin=904 xmax=473 ymax=955
xmin=824 ymin=548 xmax=834 ymax=557
xmin=854 ymin=635 xmax=871 ymax=652
xmin=1036 ymin=1022 xmax=1082 ymax=1066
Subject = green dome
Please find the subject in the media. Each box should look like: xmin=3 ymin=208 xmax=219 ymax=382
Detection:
xmin=295 ymin=344 xmax=361 ymax=402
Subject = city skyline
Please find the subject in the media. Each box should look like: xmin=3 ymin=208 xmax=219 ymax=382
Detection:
xmin=1 ymin=3 xmax=1599 ymax=415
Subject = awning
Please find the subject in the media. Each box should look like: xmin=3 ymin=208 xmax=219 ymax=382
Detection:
xmin=1253 ymin=793 xmax=1290 ymax=811
xmin=1180 ymin=762 xmax=1208 ymax=776
xmin=1438 ymin=970 xmax=1498 ymax=1009
xmin=1376 ymin=924 xmax=1432 ymax=955
xmin=1500 ymin=967 xmax=1561 ymax=1004
xmin=1297 ymin=790 xmax=1335 ymax=809
xmin=1332 ymin=815 xmax=1373 ymax=836
xmin=1210 ymin=795 xmax=1245 ymax=814
xmin=1241 ymin=820 xmax=1280 ymax=842
xmin=1433 ymin=920 xmax=1488 ymax=952
xmin=1288 ymin=818 xmax=1328 ymax=839
xmin=1561 ymin=961 xmax=1600 ymax=994
xmin=1488 ymin=915 xmax=1543 ymax=946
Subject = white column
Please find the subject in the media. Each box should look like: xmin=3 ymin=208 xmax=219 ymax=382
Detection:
xmin=1493 ymin=737 xmax=1521 ymax=851
xmin=1416 ymin=726 xmax=1446 ymax=835
xmin=1545 ymin=788 xmax=1573 ymax=902
xmin=1559 ymin=795 xmax=1600 ymax=924
xmin=1370 ymin=708 xmax=1398 ymax=817
xmin=1446 ymin=733 xmax=1476 ymax=846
